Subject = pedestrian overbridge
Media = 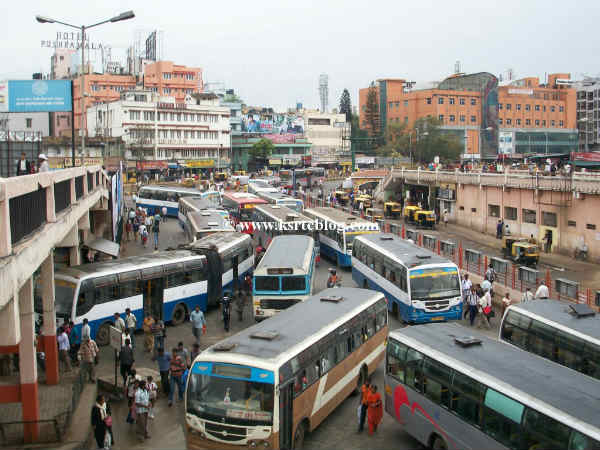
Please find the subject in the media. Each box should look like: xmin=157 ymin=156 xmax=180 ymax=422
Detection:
xmin=0 ymin=166 xmax=110 ymax=442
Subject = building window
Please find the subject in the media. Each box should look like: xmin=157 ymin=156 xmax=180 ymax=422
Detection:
xmin=426 ymin=98 xmax=432 ymax=104
xmin=460 ymin=115 xmax=465 ymax=122
xmin=525 ymin=104 xmax=531 ymax=111
xmin=542 ymin=212 xmax=557 ymax=227
xmin=525 ymin=119 xmax=530 ymax=125
xmin=535 ymin=119 xmax=540 ymax=126
xmin=471 ymin=208 xmax=477 ymax=213
xmin=506 ymin=118 xmax=512 ymax=125
xmin=163 ymin=88 xmax=171 ymax=94
xmin=449 ymin=115 xmax=455 ymax=122
xmin=185 ymin=73 xmax=194 ymax=80
xmin=403 ymin=100 xmax=408 ymax=107
xmin=438 ymin=114 xmax=444 ymax=122
xmin=506 ymin=104 xmax=512 ymax=110
xmin=505 ymin=207 xmax=517 ymax=221
xmin=25 ymin=118 xmax=32 ymax=128
xmin=471 ymin=98 xmax=476 ymax=105
xmin=543 ymin=105 xmax=546 ymax=112
xmin=449 ymin=98 xmax=455 ymax=105
xmin=405 ymin=117 xmax=408 ymax=123
xmin=438 ymin=97 xmax=444 ymax=105
xmin=542 ymin=120 xmax=546 ymax=126
xmin=535 ymin=104 xmax=540 ymax=111
xmin=499 ymin=118 xmax=503 ymax=125
xmin=567 ymin=220 xmax=576 ymax=227
xmin=471 ymin=115 xmax=476 ymax=123
xmin=551 ymin=120 xmax=555 ymax=127
xmin=551 ymin=106 xmax=555 ymax=112
xmin=488 ymin=204 xmax=500 ymax=217
xmin=522 ymin=209 xmax=536 ymax=224
xmin=559 ymin=106 xmax=564 ymax=112
xmin=459 ymin=98 xmax=465 ymax=105
xmin=388 ymin=102 xmax=393 ymax=110
xmin=586 ymin=224 xmax=596 ymax=230
xmin=559 ymin=120 xmax=564 ymax=127
xmin=516 ymin=119 xmax=521 ymax=126
xmin=517 ymin=104 xmax=522 ymax=111
xmin=163 ymin=73 xmax=172 ymax=80
xmin=499 ymin=103 xmax=503 ymax=110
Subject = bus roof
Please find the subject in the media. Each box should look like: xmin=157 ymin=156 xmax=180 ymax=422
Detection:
xmin=139 ymin=185 xmax=202 ymax=194
xmin=204 ymin=288 xmax=383 ymax=365
xmin=255 ymin=235 xmax=314 ymax=273
xmin=257 ymin=192 xmax=298 ymax=202
xmin=56 ymin=250 xmax=202 ymax=280
xmin=254 ymin=204 xmax=312 ymax=223
xmin=304 ymin=207 xmax=378 ymax=229
xmin=507 ymin=299 xmax=600 ymax=342
xmin=180 ymin=197 xmax=221 ymax=210
xmin=223 ymin=192 xmax=267 ymax=204
xmin=189 ymin=231 xmax=251 ymax=254
xmin=188 ymin=211 xmax=233 ymax=233
xmin=356 ymin=233 xmax=451 ymax=268
xmin=390 ymin=323 xmax=600 ymax=434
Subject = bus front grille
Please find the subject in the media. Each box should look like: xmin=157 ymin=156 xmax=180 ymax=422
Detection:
xmin=425 ymin=300 xmax=450 ymax=311
xmin=260 ymin=299 xmax=301 ymax=310
xmin=205 ymin=423 xmax=247 ymax=441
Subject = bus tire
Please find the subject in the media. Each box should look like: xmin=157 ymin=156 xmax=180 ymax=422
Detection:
xmin=293 ymin=421 xmax=306 ymax=449
xmin=431 ymin=435 xmax=447 ymax=450
xmin=171 ymin=303 xmax=187 ymax=326
xmin=96 ymin=323 xmax=111 ymax=347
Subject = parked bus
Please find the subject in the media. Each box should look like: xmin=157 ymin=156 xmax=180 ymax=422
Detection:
xmin=293 ymin=167 xmax=325 ymax=188
xmin=41 ymin=251 xmax=208 ymax=346
xmin=499 ymin=299 xmax=600 ymax=381
xmin=222 ymin=192 xmax=268 ymax=230
xmin=304 ymin=207 xmax=379 ymax=268
xmin=252 ymin=235 xmax=316 ymax=320
xmin=185 ymin=288 xmax=388 ymax=450
xmin=178 ymin=197 xmax=229 ymax=225
xmin=256 ymin=191 xmax=304 ymax=213
xmin=352 ymin=233 xmax=462 ymax=323
xmin=385 ymin=322 xmax=600 ymax=450
xmin=252 ymin=204 xmax=316 ymax=249
xmin=188 ymin=232 xmax=254 ymax=307
xmin=248 ymin=179 xmax=279 ymax=195
xmin=184 ymin=210 xmax=234 ymax=243
xmin=136 ymin=185 xmax=202 ymax=216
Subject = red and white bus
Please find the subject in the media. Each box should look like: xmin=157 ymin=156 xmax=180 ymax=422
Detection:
xmin=222 ymin=192 xmax=267 ymax=233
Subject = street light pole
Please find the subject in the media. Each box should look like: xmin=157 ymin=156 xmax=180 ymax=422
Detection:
xmin=36 ymin=11 xmax=135 ymax=167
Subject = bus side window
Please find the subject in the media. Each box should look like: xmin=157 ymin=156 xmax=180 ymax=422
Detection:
xmin=422 ymin=357 xmax=451 ymax=407
xmin=404 ymin=348 xmax=424 ymax=392
xmin=522 ymin=407 xmax=571 ymax=450
xmin=450 ymin=372 xmax=485 ymax=427
xmin=482 ymin=389 xmax=525 ymax=448
xmin=76 ymin=280 xmax=95 ymax=317
xmin=399 ymin=266 xmax=407 ymax=292
xmin=386 ymin=340 xmax=408 ymax=383
xmin=120 ymin=280 xmax=141 ymax=297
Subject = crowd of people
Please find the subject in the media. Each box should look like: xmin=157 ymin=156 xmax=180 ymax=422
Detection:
xmin=124 ymin=206 xmax=164 ymax=250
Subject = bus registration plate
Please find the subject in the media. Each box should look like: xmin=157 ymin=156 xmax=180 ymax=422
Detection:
xmin=431 ymin=317 xmax=445 ymax=321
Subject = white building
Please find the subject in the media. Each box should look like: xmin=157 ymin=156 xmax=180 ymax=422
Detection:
xmin=87 ymin=90 xmax=231 ymax=168
xmin=302 ymin=111 xmax=350 ymax=165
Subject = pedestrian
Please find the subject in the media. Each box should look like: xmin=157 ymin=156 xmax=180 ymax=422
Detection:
xmin=191 ymin=343 xmax=201 ymax=364
xmin=126 ymin=219 xmax=133 ymax=242
xmin=77 ymin=336 xmax=99 ymax=383
xmin=152 ymin=348 xmax=171 ymax=397
xmin=82 ymin=318 xmax=91 ymax=342
xmin=461 ymin=274 xmax=472 ymax=319
xmin=177 ymin=341 xmax=191 ymax=368
xmin=38 ymin=153 xmax=49 ymax=173
xmin=522 ymin=287 xmax=534 ymax=303
xmin=535 ymin=281 xmax=549 ymax=299
xmin=114 ymin=313 xmax=126 ymax=335
xmin=357 ymin=378 xmax=371 ymax=432
xmin=119 ymin=339 xmax=135 ymax=388
xmin=135 ymin=380 xmax=150 ymax=441
xmin=496 ymin=219 xmax=503 ymax=239
xmin=151 ymin=317 xmax=165 ymax=354
xmin=443 ymin=209 xmax=449 ymax=227
xmin=190 ymin=305 xmax=206 ymax=346
xmin=544 ymin=230 xmax=553 ymax=253
xmin=140 ymin=226 xmax=149 ymax=247
xmin=168 ymin=348 xmax=186 ymax=407
xmin=222 ymin=296 xmax=231 ymax=332
xmin=121 ymin=329 xmax=133 ymax=349
xmin=16 ymin=152 xmax=31 ymax=176
xmin=152 ymin=215 xmax=160 ymax=250
xmin=161 ymin=206 xmax=168 ymax=222
xmin=133 ymin=217 xmax=140 ymax=241
xmin=234 ymin=290 xmax=245 ymax=322
xmin=143 ymin=313 xmax=155 ymax=353
xmin=57 ymin=326 xmax=71 ymax=372
xmin=477 ymin=288 xmax=492 ymax=329
xmin=91 ymin=394 xmax=113 ymax=449
xmin=124 ymin=308 xmax=137 ymax=349
xmin=126 ymin=374 xmax=139 ymax=424
xmin=367 ymin=384 xmax=383 ymax=435
xmin=467 ymin=286 xmax=479 ymax=326
xmin=147 ymin=375 xmax=158 ymax=419
xmin=501 ymin=293 xmax=512 ymax=317
xmin=68 ymin=320 xmax=80 ymax=365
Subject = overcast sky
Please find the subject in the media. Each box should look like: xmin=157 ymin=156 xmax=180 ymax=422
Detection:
xmin=3 ymin=0 xmax=599 ymax=111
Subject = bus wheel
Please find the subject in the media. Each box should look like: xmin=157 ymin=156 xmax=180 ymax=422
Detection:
xmin=293 ymin=422 xmax=306 ymax=449
xmin=172 ymin=304 xmax=187 ymax=325
xmin=96 ymin=323 xmax=111 ymax=347
xmin=431 ymin=436 xmax=447 ymax=450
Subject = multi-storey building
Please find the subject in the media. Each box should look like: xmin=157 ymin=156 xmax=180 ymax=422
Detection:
xmin=86 ymin=90 xmax=230 ymax=171
xmin=574 ymin=77 xmax=600 ymax=152
xmin=359 ymin=72 xmax=578 ymax=159
xmin=302 ymin=111 xmax=350 ymax=166
xmin=50 ymin=49 xmax=75 ymax=80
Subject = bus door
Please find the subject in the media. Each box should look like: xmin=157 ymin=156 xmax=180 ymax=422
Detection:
xmin=232 ymin=255 xmax=239 ymax=293
xmin=279 ymin=379 xmax=294 ymax=450
xmin=143 ymin=276 xmax=164 ymax=320
xmin=203 ymin=249 xmax=223 ymax=307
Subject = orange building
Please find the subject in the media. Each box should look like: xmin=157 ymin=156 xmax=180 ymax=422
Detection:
xmin=72 ymin=61 xmax=203 ymax=135
xmin=359 ymin=72 xmax=578 ymax=158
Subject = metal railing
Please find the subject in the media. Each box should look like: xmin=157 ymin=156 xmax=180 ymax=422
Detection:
xmin=9 ymin=187 xmax=47 ymax=245
xmin=54 ymin=180 xmax=71 ymax=214
xmin=75 ymin=176 xmax=84 ymax=200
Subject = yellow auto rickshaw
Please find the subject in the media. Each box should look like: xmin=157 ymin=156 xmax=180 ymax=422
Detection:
xmin=214 ymin=172 xmax=228 ymax=182
xmin=415 ymin=210 xmax=436 ymax=229
xmin=366 ymin=208 xmax=384 ymax=220
xmin=182 ymin=177 xmax=196 ymax=187
xmin=403 ymin=205 xmax=421 ymax=224
xmin=384 ymin=201 xmax=402 ymax=219
xmin=502 ymin=238 xmax=539 ymax=267
xmin=355 ymin=194 xmax=373 ymax=210
xmin=334 ymin=190 xmax=350 ymax=206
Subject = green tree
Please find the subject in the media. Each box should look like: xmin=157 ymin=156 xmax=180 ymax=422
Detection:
xmin=413 ymin=117 xmax=463 ymax=164
xmin=339 ymin=88 xmax=352 ymax=122
xmin=364 ymin=81 xmax=380 ymax=137
xmin=376 ymin=122 xmax=411 ymax=157
xmin=248 ymin=138 xmax=274 ymax=169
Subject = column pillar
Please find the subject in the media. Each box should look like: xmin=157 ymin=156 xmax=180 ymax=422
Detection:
xmin=18 ymin=277 xmax=39 ymax=443
xmin=40 ymin=255 xmax=58 ymax=385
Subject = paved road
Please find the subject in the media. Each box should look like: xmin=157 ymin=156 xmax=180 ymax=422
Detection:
xmin=94 ymin=211 xmax=499 ymax=450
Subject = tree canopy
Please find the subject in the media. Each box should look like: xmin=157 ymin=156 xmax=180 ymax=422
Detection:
xmin=339 ymin=89 xmax=352 ymax=122
xmin=248 ymin=138 xmax=274 ymax=161
xmin=364 ymin=81 xmax=380 ymax=136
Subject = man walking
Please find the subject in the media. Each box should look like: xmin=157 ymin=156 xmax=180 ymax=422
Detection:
xmin=151 ymin=317 xmax=165 ymax=355
xmin=152 ymin=348 xmax=171 ymax=397
xmin=161 ymin=206 xmax=168 ymax=222
xmin=38 ymin=154 xmax=49 ymax=173
xmin=168 ymin=348 xmax=186 ymax=407
xmin=120 ymin=338 xmax=135 ymax=388
xmin=77 ymin=336 xmax=99 ymax=382
xmin=57 ymin=326 xmax=71 ymax=372
xmin=190 ymin=305 xmax=206 ymax=346
xmin=135 ymin=380 xmax=151 ymax=442
xmin=81 ymin=318 xmax=91 ymax=342
xmin=496 ymin=219 xmax=503 ymax=239
xmin=535 ymin=281 xmax=549 ymax=299
xmin=466 ymin=286 xmax=479 ymax=327
xmin=124 ymin=308 xmax=137 ymax=349
xmin=521 ymin=287 xmax=534 ymax=303
xmin=461 ymin=274 xmax=472 ymax=319
xmin=143 ymin=313 xmax=155 ymax=353
xmin=16 ymin=152 xmax=31 ymax=176
xmin=114 ymin=312 xmax=126 ymax=335
xmin=358 ymin=378 xmax=371 ymax=433
xmin=152 ymin=215 xmax=160 ymax=250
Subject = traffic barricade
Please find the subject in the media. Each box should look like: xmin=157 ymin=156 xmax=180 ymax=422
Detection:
xmin=489 ymin=257 xmax=509 ymax=287
xmin=517 ymin=266 xmax=539 ymax=292
xmin=555 ymin=278 xmax=579 ymax=303
xmin=464 ymin=249 xmax=482 ymax=275
xmin=440 ymin=240 xmax=457 ymax=260
xmin=422 ymin=234 xmax=437 ymax=251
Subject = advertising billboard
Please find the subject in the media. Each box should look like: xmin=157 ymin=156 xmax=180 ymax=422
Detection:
xmin=241 ymin=112 xmax=305 ymax=134
xmin=1 ymin=80 xmax=72 ymax=113
xmin=498 ymin=131 xmax=514 ymax=154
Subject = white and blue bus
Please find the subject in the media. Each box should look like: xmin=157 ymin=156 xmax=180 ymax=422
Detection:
xmin=252 ymin=235 xmax=316 ymax=321
xmin=304 ymin=207 xmax=379 ymax=268
xmin=251 ymin=204 xmax=316 ymax=250
xmin=136 ymin=185 xmax=203 ymax=217
xmin=178 ymin=197 xmax=229 ymax=226
xmin=256 ymin=191 xmax=304 ymax=213
xmin=352 ymin=233 xmax=462 ymax=323
xmin=184 ymin=210 xmax=234 ymax=243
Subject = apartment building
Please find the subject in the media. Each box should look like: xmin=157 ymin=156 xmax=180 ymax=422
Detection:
xmin=575 ymin=77 xmax=600 ymax=152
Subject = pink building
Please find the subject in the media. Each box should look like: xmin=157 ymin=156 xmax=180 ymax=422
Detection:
xmin=50 ymin=49 xmax=75 ymax=80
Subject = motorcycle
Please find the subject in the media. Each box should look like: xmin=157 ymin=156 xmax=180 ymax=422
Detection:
xmin=574 ymin=244 xmax=589 ymax=261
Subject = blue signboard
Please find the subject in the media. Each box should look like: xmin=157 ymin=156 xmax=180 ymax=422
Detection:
xmin=7 ymin=80 xmax=72 ymax=113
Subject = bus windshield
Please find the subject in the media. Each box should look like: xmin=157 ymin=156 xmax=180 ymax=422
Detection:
xmin=187 ymin=366 xmax=274 ymax=426
xmin=54 ymin=279 xmax=76 ymax=317
xmin=410 ymin=268 xmax=460 ymax=300
xmin=282 ymin=276 xmax=306 ymax=292
xmin=255 ymin=276 xmax=279 ymax=291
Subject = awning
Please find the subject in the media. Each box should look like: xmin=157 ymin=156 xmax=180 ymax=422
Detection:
xmin=569 ymin=160 xmax=600 ymax=168
xmin=168 ymin=163 xmax=179 ymax=169
xmin=84 ymin=238 xmax=120 ymax=258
